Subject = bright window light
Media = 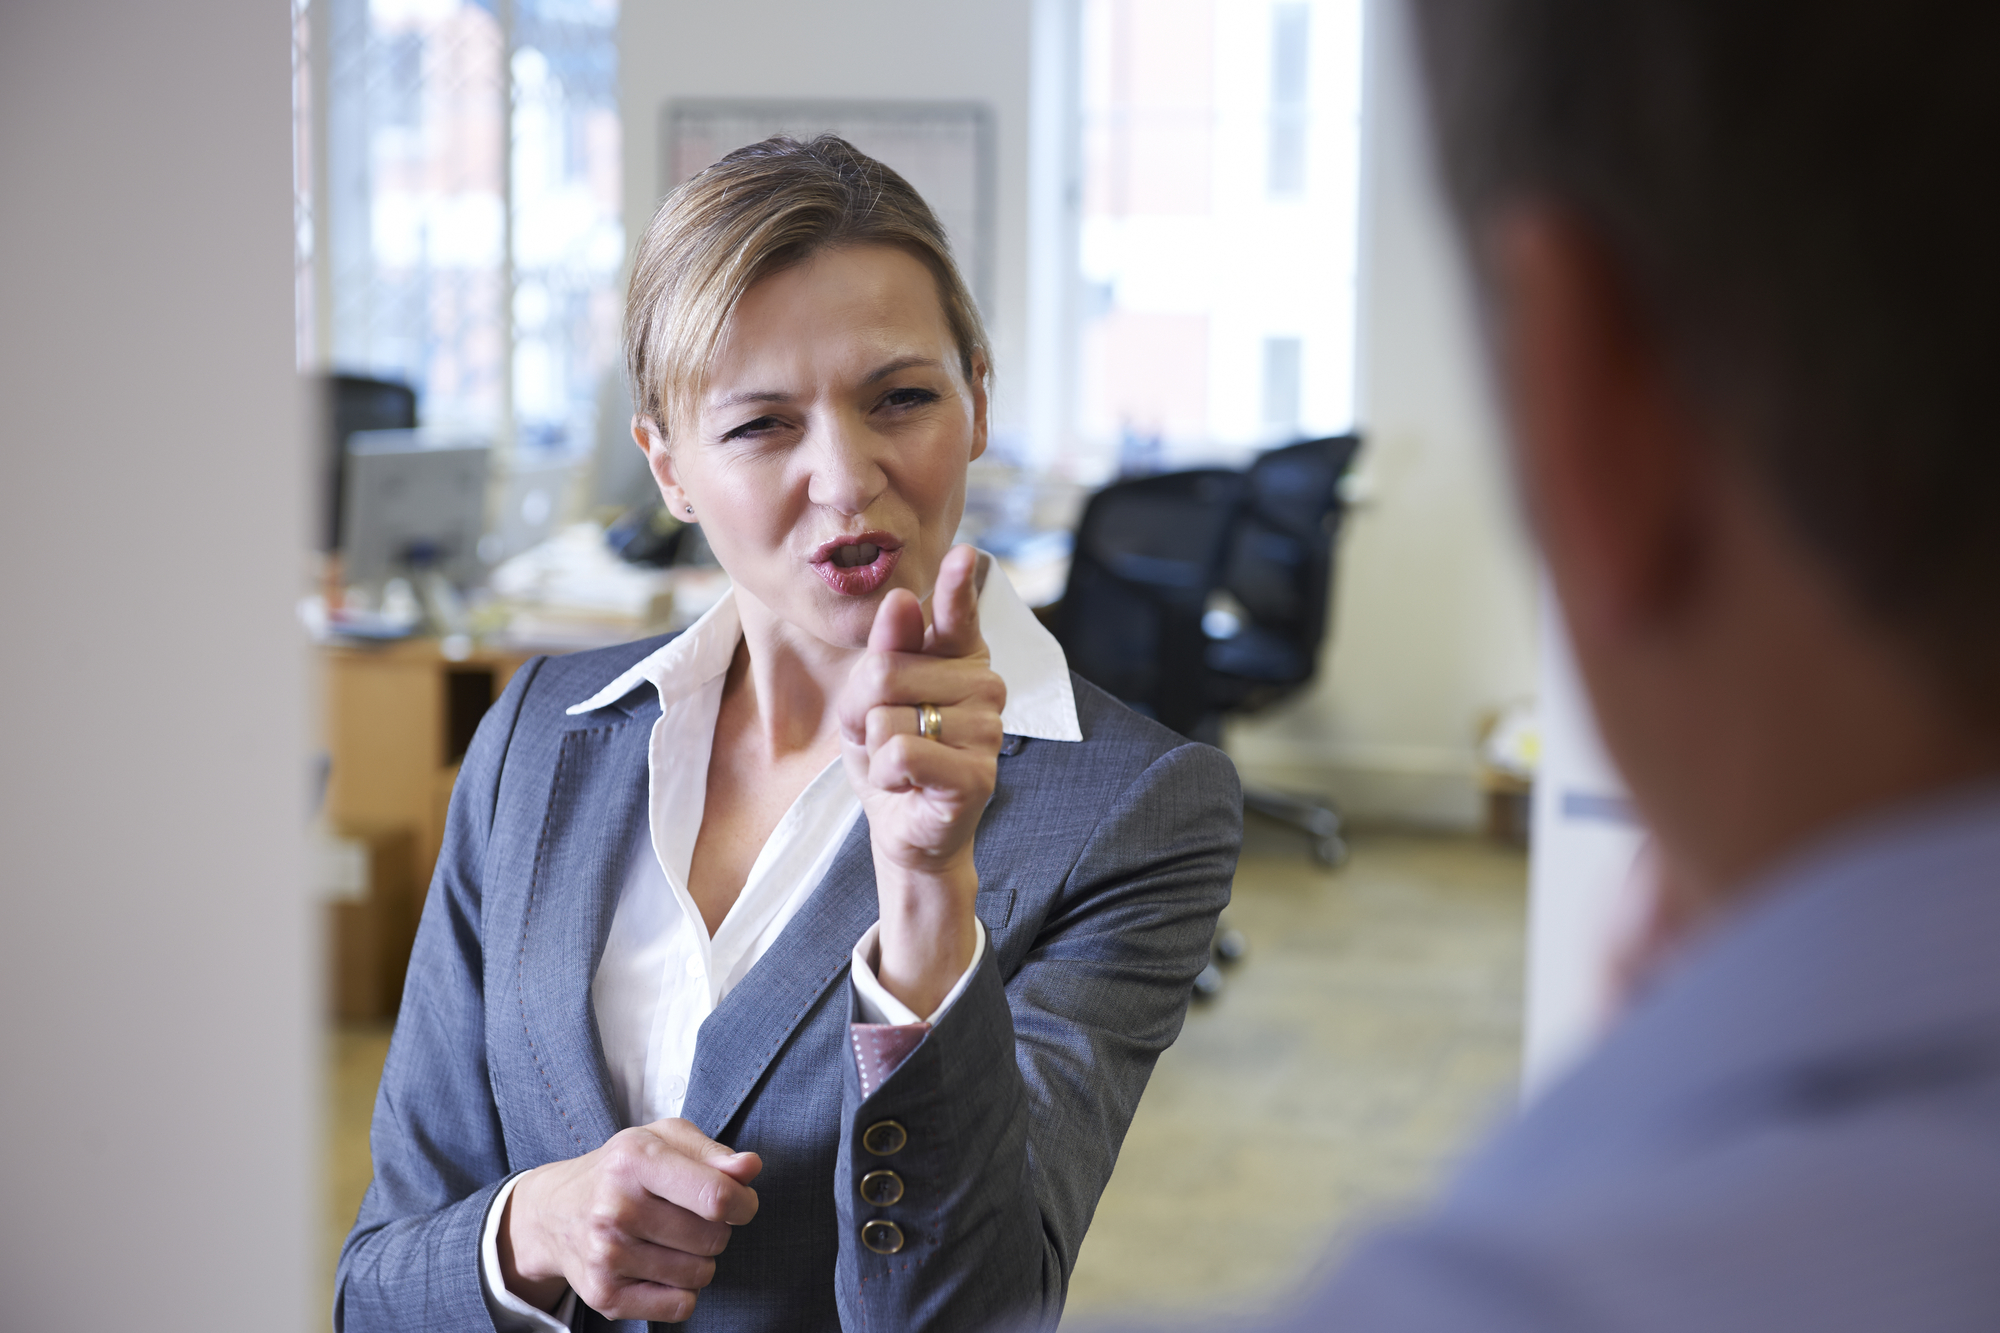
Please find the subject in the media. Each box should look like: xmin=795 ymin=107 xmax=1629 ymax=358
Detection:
xmin=1077 ymin=0 xmax=1364 ymax=472
xmin=318 ymin=0 xmax=621 ymax=456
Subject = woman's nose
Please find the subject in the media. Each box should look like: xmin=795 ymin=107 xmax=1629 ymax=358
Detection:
xmin=804 ymin=411 xmax=888 ymax=516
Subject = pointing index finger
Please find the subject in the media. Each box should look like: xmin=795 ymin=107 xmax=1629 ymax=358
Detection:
xmin=925 ymin=545 xmax=985 ymax=659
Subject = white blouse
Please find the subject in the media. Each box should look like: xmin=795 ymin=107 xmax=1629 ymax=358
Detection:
xmin=481 ymin=563 xmax=1081 ymax=1329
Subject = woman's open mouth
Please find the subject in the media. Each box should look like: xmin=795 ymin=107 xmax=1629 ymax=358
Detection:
xmin=809 ymin=531 xmax=903 ymax=596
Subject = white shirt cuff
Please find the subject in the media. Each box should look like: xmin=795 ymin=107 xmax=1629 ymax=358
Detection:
xmin=850 ymin=918 xmax=987 ymax=1025
xmin=480 ymin=1173 xmax=578 ymax=1333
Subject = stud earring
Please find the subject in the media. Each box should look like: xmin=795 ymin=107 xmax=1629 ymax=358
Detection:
xmin=684 ymin=505 xmax=694 ymax=515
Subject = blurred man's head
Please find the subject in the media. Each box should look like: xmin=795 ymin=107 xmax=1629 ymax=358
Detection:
xmin=1409 ymin=0 xmax=2000 ymax=901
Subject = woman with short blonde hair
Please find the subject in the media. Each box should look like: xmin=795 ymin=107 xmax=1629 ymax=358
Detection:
xmin=626 ymin=134 xmax=990 ymax=442
xmin=337 ymin=135 xmax=1240 ymax=1333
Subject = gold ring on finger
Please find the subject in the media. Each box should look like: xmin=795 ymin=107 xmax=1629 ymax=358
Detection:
xmin=916 ymin=702 xmax=943 ymax=742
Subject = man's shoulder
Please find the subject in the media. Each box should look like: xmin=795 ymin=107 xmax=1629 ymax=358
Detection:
xmin=1300 ymin=966 xmax=2000 ymax=1333
xmin=1305 ymin=1069 xmax=2000 ymax=1330
xmin=1302 ymin=794 xmax=2000 ymax=1331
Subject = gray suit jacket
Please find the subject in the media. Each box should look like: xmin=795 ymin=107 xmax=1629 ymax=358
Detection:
xmin=335 ymin=634 xmax=1241 ymax=1333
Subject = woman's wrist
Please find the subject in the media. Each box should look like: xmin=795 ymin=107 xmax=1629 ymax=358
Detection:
xmin=871 ymin=853 xmax=980 ymax=1017
xmin=499 ymin=1166 xmax=570 ymax=1311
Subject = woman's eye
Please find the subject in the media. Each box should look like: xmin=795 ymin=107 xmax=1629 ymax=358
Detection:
xmin=881 ymin=387 xmax=939 ymax=411
xmin=720 ymin=414 xmax=783 ymax=441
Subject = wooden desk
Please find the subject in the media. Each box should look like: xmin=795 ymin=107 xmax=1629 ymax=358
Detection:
xmin=320 ymin=638 xmax=536 ymax=1018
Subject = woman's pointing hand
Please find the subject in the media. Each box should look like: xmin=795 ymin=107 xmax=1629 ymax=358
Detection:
xmin=838 ymin=544 xmax=1006 ymax=1014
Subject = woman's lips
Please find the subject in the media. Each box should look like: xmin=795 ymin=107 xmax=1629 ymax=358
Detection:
xmin=809 ymin=532 xmax=903 ymax=596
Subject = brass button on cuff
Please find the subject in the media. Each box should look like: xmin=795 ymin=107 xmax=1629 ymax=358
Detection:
xmin=859 ymin=1169 xmax=905 ymax=1207
xmin=862 ymin=1119 xmax=907 ymax=1156
xmin=861 ymin=1219 xmax=905 ymax=1255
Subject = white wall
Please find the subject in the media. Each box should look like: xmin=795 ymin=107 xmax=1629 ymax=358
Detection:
xmin=1225 ymin=0 xmax=1540 ymax=829
xmin=1524 ymin=609 xmax=1645 ymax=1094
xmin=618 ymin=0 xmax=1036 ymax=441
xmin=0 ymin=4 xmax=313 ymax=1328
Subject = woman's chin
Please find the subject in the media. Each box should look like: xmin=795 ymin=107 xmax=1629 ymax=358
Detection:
xmin=789 ymin=592 xmax=884 ymax=652
xmin=742 ymin=559 xmax=929 ymax=653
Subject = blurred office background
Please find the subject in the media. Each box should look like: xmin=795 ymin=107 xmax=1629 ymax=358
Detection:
xmin=4 ymin=0 xmax=1576 ymax=1328
xmin=294 ymin=0 xmax=1534 ymax=827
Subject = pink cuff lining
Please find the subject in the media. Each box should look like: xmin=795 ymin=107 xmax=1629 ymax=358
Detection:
xmin=851 ymin=1022 xmax=930 ymax=1099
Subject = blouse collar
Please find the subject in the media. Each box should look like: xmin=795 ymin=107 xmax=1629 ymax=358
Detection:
xmin=564 ymin=554 xmax=1082 ymax=743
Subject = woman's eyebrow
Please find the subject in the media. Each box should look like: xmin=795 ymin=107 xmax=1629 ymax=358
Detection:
xmin=712 ymin=387 xmax=793 ymax=410
xmin=862 ymin=355 xmax=941 ymax=384
xmin=710 ymin=356 xmax=940 ymax=409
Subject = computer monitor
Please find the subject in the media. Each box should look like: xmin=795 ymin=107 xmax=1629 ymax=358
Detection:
xmin=318 ymin=373 xmax=418 ymax=553
xmin=480 ymin=454 xmax=573 ymax=567
xmin=339 ymin=429 xmax=491 ymax=589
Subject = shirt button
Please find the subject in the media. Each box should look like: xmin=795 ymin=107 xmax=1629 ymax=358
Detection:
xmin=858 ymin=1169 xmax=904 ymax=1207
xmin=860 ymin=1219 xmax=905 ymax=1255
xmin=666 ymin=1074 xmax=687 ymax=1102
xmin=685 ymin=954 xmax=705 ymax=978
xmin=861 ymin=1119 xmax=907 ymax=1156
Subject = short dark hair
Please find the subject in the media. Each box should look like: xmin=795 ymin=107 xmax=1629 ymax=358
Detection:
xmin=1410 ymin=0 xmax=2000 ymax=704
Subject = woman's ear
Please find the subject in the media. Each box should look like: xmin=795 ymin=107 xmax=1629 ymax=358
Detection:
xmin=966 ymin=352 xmax=990 ymax=463
xmin=633 ymin=415 xmax=695 ymax=520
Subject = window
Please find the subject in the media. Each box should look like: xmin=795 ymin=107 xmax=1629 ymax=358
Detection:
xmin=303 ymin=0 xmax=622 ymax=458
xmin=667 ymin=101 xmax=993 ymax=313
xmin=293 ymin=0 xmax=318 ymax=368
xmin=1262 ymin=334 xmax=1303 ymax=432
xmin=1267 ymin=3 xmax=1310 ymax=195
xmin=1074 ymin=0 xmax=1363 ymax=473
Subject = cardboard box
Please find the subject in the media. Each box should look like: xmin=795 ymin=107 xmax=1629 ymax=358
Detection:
xmin=324 ymin=825 xmax=419 ymax=1023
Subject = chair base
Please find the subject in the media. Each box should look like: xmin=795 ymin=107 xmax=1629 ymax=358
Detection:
xmin=1192 ymin=918 xmax=1249 ymax=1002
xmin=1243 ymin=785 xmax=1348 ymax=868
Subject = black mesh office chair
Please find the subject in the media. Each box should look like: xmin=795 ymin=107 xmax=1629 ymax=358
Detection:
xmin=1204 ymin=435 xmax=1363 ymax=865
xmin=1052 ymin=468 xmax=1250 ymax=736
xmin=1054 ymin=435 xmax=1362 ymax=866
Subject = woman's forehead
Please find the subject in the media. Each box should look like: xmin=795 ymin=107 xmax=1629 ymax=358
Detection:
xmin=706 ymin=247 xmax=957 ymax=396
xmin=739 ymin=245 xmax=947 ymax=339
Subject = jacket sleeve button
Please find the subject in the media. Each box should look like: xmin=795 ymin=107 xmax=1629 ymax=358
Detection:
xmin=861 ymin=1119 xmax=907 ymax=1156
xmin=859 ymin=1169 xmax=905 ymax=1206
xmin=861 ymin=1219 xmax=906 ymax=1255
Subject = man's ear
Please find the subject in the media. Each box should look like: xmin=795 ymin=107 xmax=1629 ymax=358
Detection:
xmin=1488 ymin=206 xmax=1709 ymax=646
xmin=966 ymin=351 xmax=989 ymax=464
xmin=633 ymin=415 xmax=694 ymax=519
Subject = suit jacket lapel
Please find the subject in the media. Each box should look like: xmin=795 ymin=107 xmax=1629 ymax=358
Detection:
xmin=511 ymin=706 xmax=652 ymax=1156
xmin=681 ymin=814 xmax=880 ymax=1139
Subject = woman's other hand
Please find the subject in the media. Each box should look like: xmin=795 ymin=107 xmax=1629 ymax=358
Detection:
xmin=499 ymin=1118 xmax=762 ymax=1321
xmin=839 ymin=543 xmax=1006 ymax=1014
